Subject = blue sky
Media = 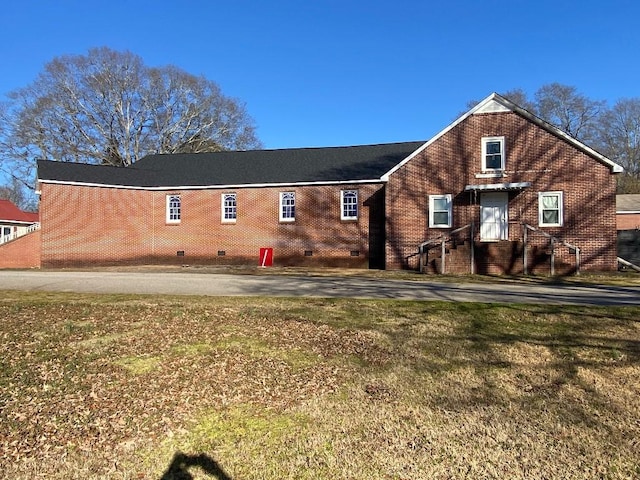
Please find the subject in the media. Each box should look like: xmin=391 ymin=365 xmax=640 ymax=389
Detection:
xmin=1 ymin=0 xmax=639 ymax=149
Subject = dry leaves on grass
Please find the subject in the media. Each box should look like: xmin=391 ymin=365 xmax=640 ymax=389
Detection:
xmin=0 ymin=297 xmax=388 ymax=478
xmin=1 ymin=294 xmax=639 ymax=479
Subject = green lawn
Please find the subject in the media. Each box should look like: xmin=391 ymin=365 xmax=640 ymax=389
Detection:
xmin=1 ymin=291 xmax=639 ymax=479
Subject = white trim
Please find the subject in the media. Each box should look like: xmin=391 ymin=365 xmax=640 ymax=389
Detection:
xmin=474 ymin=98 xmax=511 ymax=114
xmin=481 ymin=136 xmax=505 ymax=172
xmin=480 ymin=192 xmax=509 ymax=241
xmin=383 ymin=92 xmax=623 ymax=179
xmin=382 ymin=95 xmax=500 ymax=180
xmin=464 ymin=181 xmax=531 ymax=191
xmin=429 ymin=194 xmax=452 ymax=228
xmin=475 ymin=172 xmax=506 ymax=178
xmin=481 ymin=94 xmax=623 ymax=173
xmin=37 ymin=93 xmax=623 ymax=195
xmin=617 ymin=210 xmax=640 ymax=214
xmin=381 ymin=148 xmax=423 ymax=181
xmin=221 ymin=193 xmax=237 ymax=223
xmin=166 ymin=194 xmax=181 ymax=224
xmin=340 ymin=189 xmax=358 ymax=221
xmin=37 ymin=178 xmax=385 ymax=191
xmin=538 ymin=191 xmax=564 ymax=227
xmin=279 ymin=191 xmax=295 ymax=222
xmin=0 ymin=220 xmax=38 ymax=225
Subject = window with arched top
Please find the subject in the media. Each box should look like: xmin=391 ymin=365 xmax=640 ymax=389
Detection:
xmin=222 ymin=193 xmax=237 ymax=223
xmin=279 ymin=192 xmax=295 ymax=222
xmin=166 ymin=195 xmax=181 ymax=223
xmin=341 ymin=190 xmax=358 ymax=220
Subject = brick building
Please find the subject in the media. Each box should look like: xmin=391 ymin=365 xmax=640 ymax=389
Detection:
xmin=0 ymin=199 xmax=39 ymax=242
xmin=30 ymin=93 xmax=622 ymax=273
xmin=0 ymin=199 xmax=40 ymax=269
xmin=617 ymin=194 xmax=640 ymax=269
xmin=616 ymin=194 xmax=640 ymax=231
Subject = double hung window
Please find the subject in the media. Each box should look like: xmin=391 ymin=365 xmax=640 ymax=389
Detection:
xmin=539 ymin=191 xmax=563 ymax=227
xmin=482 ymin=136 xmax=505 ymax=171
xmin=429 ymin=194 xmax=452 ymax=228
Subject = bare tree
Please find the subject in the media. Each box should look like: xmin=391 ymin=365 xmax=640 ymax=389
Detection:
xmin=0 ymin=101 xmax=34 ymax=192
xmin=500 ymin=88 xmax=536 ymax=112
xmin=464 ymin=88 xmax=535 ymax=114
xmin=466 ymin=84 xmax=604 ymax=145
xmin=0 ymin=176 xmax=37 ymax=211
xmin=534 ymin=83 xmax=605 ymax=145
xmin=597 ymin=98 xmax=640 ymax=193
xmin=464 ymin=83 xmax=640 ymax=192
xmin=1 ymin=47 xmax=261 ymax=172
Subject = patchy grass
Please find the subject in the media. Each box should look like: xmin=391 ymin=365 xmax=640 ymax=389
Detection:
xmin=1 ymin=290 xmax=639 ymax=479
xmin=214 ymin=335 xmax=321 ymax=371
xmin=115 ymin=355 xmax=163 ymax=375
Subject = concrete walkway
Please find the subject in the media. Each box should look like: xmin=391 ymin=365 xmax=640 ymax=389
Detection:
xmin=0 ymin=270 xmax=639 ymax=305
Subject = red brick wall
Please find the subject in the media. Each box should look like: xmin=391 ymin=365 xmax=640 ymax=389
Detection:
xmin=386 ymin=111 xmax=618 ymax=272
xmin=39 ymin=183 xmax=382 ymax=268
xmin=617 ymin=213 xmax=640 ymax=231
xmin=0 ymin=230 xmax=41 ymax=269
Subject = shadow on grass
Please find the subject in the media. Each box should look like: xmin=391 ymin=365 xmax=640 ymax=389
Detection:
xmin=367 ymin=300 xmax=640 ymax=435
xmin=439 ymin=303 xmax=640 ymax=425
xmin=160 ymin=452 xmax=232 ymax=480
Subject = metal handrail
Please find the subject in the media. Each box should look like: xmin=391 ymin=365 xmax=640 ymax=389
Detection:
xmin=419 ymin=223 xmax=474 ymax=274
xmin=419 ymin=224 xmax=471 ymax=252
xmin=522 ymin=223 xmax=581 ymax=275
xmin=522 ymin=223 xmax=579 ymax=251
xmin=618 ymin=257 xmax=640 ymax=272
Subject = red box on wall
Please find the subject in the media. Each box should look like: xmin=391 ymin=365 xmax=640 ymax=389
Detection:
xmin=259 ymin=248 xmax=273 ymax=267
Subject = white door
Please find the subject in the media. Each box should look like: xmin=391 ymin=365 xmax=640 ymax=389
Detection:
xmin=480 ymin=192 xmax=508 ymax=241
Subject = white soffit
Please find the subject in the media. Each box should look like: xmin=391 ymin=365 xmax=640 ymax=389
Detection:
xmin=473 ymin=98 xmax=512 ymax=114
xmin=36 ymin=178 xmax=384 ymax=191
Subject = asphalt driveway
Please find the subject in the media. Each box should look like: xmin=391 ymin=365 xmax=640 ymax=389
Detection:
xmin=0 ymin=270 xmax=639 ymax=305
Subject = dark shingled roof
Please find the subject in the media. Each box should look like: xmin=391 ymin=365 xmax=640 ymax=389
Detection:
xmin=37 ymin=142 xmax=425 ymax=188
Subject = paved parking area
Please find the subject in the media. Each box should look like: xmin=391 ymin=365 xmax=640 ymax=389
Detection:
xmin=1 ymin=270 xmax=639 ymax=305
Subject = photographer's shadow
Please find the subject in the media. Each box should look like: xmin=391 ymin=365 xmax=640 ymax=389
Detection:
xmin=160 ymin=452 xmax=232 ymax=480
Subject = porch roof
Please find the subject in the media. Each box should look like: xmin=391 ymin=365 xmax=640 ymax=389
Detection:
xmin=464 ymin=181 xmax=532 ymax=192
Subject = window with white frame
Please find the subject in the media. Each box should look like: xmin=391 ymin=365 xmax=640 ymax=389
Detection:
xmin=279 ymin=192 xmax=295 ymax=222
xmin=222 ymin=193 xmax=237 ymax=223
xmin=539 ymin=191 xmax=563 ymax=227
xmin=482 ymin=136 xmax=505 ymax=171
xmin=341 ymin=190 xmax=358 ymax=220
xmin=429 ymin=194 xmax=452 ymax=228
xmin=166 ymin=194 xmax=181 ymax=223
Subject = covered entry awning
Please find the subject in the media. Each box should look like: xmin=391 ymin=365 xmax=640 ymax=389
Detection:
xmin=464 ymin=181 xmax=531 ymax=192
